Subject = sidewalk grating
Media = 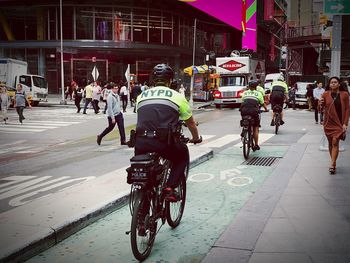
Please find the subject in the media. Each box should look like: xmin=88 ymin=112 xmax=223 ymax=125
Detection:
xmin=242 ymin=156 xmax=281 ymax=166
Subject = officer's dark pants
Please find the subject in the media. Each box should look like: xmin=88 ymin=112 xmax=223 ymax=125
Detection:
xmin=135 ymin=137 xmax=189 ymax=188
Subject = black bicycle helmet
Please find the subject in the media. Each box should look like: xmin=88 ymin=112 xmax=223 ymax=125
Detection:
xmin=152 ymin=64 xmax=174 ymax=84
xmin=248 ymin=79 xmax=259 ymax=88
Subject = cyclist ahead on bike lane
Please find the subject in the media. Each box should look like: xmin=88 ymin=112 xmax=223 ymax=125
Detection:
xmin=240 ymin=80 xmax=265 ymax=151
xmin=134 ymin=64 xmax=202 ymax=201
xmin=270 ymin=76 xmax=288 ymax=126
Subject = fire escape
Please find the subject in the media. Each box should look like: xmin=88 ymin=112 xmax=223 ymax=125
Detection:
xmin=258 ymin=0 xmax=287 ymax=74
xmin=284 ymin=0 xmax=331 ymax=83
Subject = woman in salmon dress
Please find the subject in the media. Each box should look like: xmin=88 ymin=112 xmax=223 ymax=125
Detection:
xmin=319 ymin=76 xmax=349 ymax=174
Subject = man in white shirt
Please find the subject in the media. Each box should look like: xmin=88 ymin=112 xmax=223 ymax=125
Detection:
xmin=313 ymin=81 xmax=325 ymax=124
xmin=119 ymin=83 xmax=128 ymax=112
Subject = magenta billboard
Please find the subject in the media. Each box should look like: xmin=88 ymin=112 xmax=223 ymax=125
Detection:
xmin=184 ymin=0 xmax=257 ymax=51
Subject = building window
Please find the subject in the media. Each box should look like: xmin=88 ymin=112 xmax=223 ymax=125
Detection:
xmin=180 ymin=18 xmax=190 ymax=47
xmin=132 ymin=9 xmax=147 ymax=42
xmin=113 ymin=9 xmax=131 ymax=41
xmin=149 ymin=10 xmax=161 ymax=44
xmin=95 ymin=8 xmax=112 ymax=40
xmin=76 ymin=8 xmax=93 ymax=39
xmin=173 ymin=15 xmax=180 ymax=46
xmin=62 ymin=7 xmax=74 ymax=40
xmin=47 ymin=7 xmax=57 ymax=40
xmin=27 ymin=49 xmax=39 ymax=75
xmin=163 ymin=12 xmax=172 ymax=45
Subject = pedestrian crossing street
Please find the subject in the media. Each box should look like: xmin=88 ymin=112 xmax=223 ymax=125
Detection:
xmin=0 ymin=108 xmax=136 ymax=134
xmin=0 ymin=133 xmax=276 ymax=157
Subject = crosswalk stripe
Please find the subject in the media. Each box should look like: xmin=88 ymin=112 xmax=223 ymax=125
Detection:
xmin=200 ymin=134 xmax=241 ymax=148
xmin=3 ymin=124 xmax=57 ymax=129
xmin=0 ymin=146 xmax=33 ymax=154
xmin=0 ymin=127 xmax=46 ymax=132
xmin=25 ymin=121 xmax=79 ymax=125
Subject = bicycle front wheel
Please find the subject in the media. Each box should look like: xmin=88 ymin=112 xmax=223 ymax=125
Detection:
xmin=243 ymin=129 xmax=250 ymax=159
xmin=166 ymin=175 xmax=187 ymax=228
xmin=130 ymin=191 xmax=156 ymax=261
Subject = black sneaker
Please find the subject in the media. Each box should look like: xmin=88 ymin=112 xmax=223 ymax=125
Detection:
xmin=280 ymin=120 xmax=285 ymax=125
xmin=120 ymin=141 xmax=128 ymax=145
xmin=253 ymin=145 xmax=260 ymax=151
xmin=97 ymin=135 xmax=102 ymax=145
xmin=270 ymin=119 xmax=275 ymax=126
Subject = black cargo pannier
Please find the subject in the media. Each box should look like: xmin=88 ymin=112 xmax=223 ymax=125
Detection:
xmin=126 ymin=153 xmax=162 ymax=185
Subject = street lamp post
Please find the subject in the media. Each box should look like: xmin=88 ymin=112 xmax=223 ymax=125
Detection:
xmin=189 ymin=18 xmax=197 ymax=108
xmin=59 ymin=0 xmax=66 ymax=105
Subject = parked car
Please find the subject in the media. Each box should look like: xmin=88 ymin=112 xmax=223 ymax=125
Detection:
xmin=295 ymin=82 xmax=314 ymax=107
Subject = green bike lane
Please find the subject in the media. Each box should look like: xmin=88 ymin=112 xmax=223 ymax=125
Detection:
xmin=27 ymin=145 xmax=288 ymax=263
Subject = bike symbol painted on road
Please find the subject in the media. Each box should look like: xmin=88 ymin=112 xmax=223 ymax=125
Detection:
xmin=188 ymin=165 xmax=253 ymax=187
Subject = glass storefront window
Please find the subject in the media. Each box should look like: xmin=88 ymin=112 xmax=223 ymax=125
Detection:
xmin=62 ymin=7 xmax=74 ymax=40
xmin=132 ymin=9 xmax=147 ymax=42
xmin=180 ymin=18 xmax=190 ymax=47
xmin=173 ymin=15 xmax=179 ymax=46
xmin=27 ymin=49 xmax=39 ymax=75
xmin=114 ymin=9 xmax=131 ymax=41
xmin=76 ymin=8 xmax=93 ymax=39
xmin=48 ymin=7 xmax=57 ymax=40
xmin=3 ymin=7 xmax=37 ymax=40
xmin=95 ymin=8 xmax=112 ymax=40
xmin=163 ymin=12 xmax=172 ymax=45
xmin=149 ymin=10 xmax=161 ymax=44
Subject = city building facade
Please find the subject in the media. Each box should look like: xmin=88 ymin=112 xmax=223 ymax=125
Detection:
xmin=0 ymin=0 xmax=241 ymax=93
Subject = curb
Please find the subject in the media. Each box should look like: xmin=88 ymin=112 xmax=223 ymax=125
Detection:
xmin=1 ymin=149 xmax=214 ymax=263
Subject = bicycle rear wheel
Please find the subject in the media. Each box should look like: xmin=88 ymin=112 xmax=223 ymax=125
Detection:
xmin=166 ymin=171 xmax=187 ymax=228
xmin=274 ymin=114 xmax=280 ymax=134
xmin=242 ymin=128 xmax=250 ymax=159
xmin=130 ymin=191 xmax=156 ymax=261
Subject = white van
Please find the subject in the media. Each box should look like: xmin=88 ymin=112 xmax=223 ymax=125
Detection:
xmin=295 ymin=82 xmax=314 ymax=107
xmin=264 ymin=73 xmax=284 ymax=91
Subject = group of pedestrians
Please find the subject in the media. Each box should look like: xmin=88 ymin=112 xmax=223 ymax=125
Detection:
xmin=1 ymin=83 xmax=32 ymax=124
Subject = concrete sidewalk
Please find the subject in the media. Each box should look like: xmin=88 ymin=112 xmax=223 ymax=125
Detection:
xmin=203 ymin=126 xmax=350 ymax=263
xmin=0 ymin=146 xmax=213 ymax=262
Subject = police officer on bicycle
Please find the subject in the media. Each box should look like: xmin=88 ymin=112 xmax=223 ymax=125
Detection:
xmin=134 ymin=64 xmax=202 ymax=201
xmin=240 ymin=79 xmax=265 ymax=151
xmin=270 ymin=75 xmax=288 ymax=126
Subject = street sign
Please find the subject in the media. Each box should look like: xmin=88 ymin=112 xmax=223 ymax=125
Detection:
xmin=324 ymin=0 xmax=350 ymax=15
xmin=91 ymin=66 xmax=99 ymax=81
